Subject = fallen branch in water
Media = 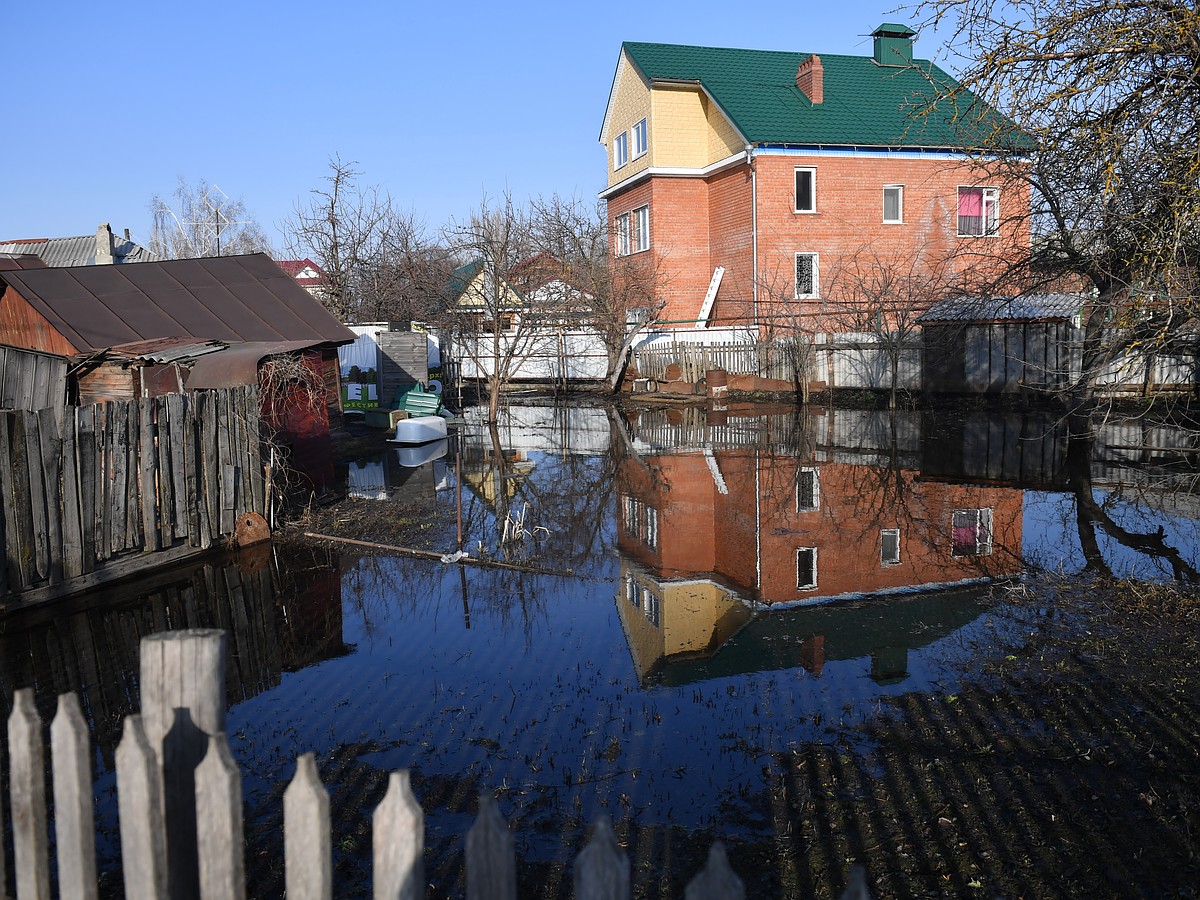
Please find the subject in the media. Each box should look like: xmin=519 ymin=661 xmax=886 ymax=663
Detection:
xmin=300 ymin=532 xmax=584 ymax=578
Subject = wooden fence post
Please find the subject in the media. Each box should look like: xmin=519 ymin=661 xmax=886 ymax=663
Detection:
xmin=8 ymin=689 xmax=50 ymax=900
xmin=116 ymin=714 xmax=168 ymax=900
xmin=195 ymin=733 xmax=245 ymax=900
xmin=51 ymin=693 xmax=97 ymax=900
xmin=574 ymin=816 xmax=629 ymax=900
xmin=285 ymin=754 xmax=331 ymax=900
xmin=685 ymin=842 xmax=743 ymax=900
xmin=139 ymin=629 xmax=227 ymax=900
xmin=466 ymin=794 xmax=515 ymax=900
xmin=373 ymin=770 xmax=424 ymax=900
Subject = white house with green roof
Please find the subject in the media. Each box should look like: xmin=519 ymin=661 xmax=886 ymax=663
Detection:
xmin=600 ymin=23 xmax=1029 ymax=343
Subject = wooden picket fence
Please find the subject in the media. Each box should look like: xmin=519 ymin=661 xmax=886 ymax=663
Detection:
xmin=0 ymin=387 xmax=267 ymax=606
xmin=2 ymin=630 xmax=872 ymax=899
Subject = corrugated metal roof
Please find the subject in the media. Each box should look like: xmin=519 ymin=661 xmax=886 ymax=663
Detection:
xmin=0 ymin=253 xmax=356 ymax=353
xmin=104 ymin=337 xmax=229 ymax=363
xmin=185 ymin=340 xmax=326 ymax=389
xmin=0 ymin=235 xmax=157 ymax=267
xmin=918 ymin=294 xmax=1084 ymax=324
xmin=621 ymin=41 xmax=1030 ymax=149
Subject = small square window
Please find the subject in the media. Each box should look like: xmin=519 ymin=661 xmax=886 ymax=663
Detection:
xmin=952 ymin=508 xmax=993 ymax=557
xmin=632 ymin=205 xmax=649 ymax=253
xmin=796 ymin=547 xmax=818 ymax=590
xmin=795 ymin=167 xmax=816 ymax=213
xmin=795 ymin=252 xmax=819 ymax=299
xmin=883 ymin=186 xmax=904 ymax=223
xmin=797 ymin=467 xmax=820 ymax=511
xmin=614 ymin=132 xmax=629 ymax=169
xmin=881 ymin=528 xmax=901 ymax=565
xmin=958 ymin=186 xmax=999 ymax=236
xmin=632 ymin=118 xmax=648 ymax=158
xmin=615 ymin=213 xmax=630 ymax=256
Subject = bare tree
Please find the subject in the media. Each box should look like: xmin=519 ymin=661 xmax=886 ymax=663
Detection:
xmin=437 ymin=195 xmax=562 ymax=423
xmin=149 ymin=176 xmax=272 ymax=259
xmin=284 ymin=157 xmax=449 ymax=323
xmin=529 ymin=196 xmax=666 ymax=390
xmin=821 ymin=247 xmax=953 ymax=409
xmin=912 ymin=0 xmax=1200 ymax=408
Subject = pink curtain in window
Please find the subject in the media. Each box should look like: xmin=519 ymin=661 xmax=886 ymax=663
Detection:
xmin=958 ymin=189 xmax=982 ymax=216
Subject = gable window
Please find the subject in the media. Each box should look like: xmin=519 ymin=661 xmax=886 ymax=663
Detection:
xmin=633 ymin=205 xmax=649 ymax=253
xmin=881 ymin=528 xmax=901 ymax=565
xmin=958 ymin=186 xmax=999 ymax=236
xmin=883 ymin=185 xmax=904 ymax=223
xmin=794 ymin=167 xmax=816 ymax=213
xmin=952 ymin=508 xmax=993 ymax=557
xmin=795 ymin=252 xmax=819 ymax=299
xmin=615 ymin=213 xmax=631 ymax=256
xmin=632 ymin=118 xmax=648 ymax=158
xmin=614 ymin=131 xmax=629 ymax=169
xmin=797 ymin=467 xmax=820 ymax=511
xmin=796 ymin=547 xmax=818 ymax=590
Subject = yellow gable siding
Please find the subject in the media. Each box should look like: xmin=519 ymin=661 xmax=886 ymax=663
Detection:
xmin=650 ymin=88 xmax=709 ymax=169
xmin=705 ymin=94 xmax=745 ymax=161
xmin=606 ymin=52 xmax=653 ymax=187
xmin=649 ymin=87 xmax=744 ymax=170
xmin=456 ymin=267 xmax=521 ymax=309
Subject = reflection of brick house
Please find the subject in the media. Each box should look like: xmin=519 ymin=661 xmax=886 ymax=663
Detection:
xmin=600 ymin=24 xmax=1029 ymax=334
xmin=616 ymin=438 xmax=1023 ymax=605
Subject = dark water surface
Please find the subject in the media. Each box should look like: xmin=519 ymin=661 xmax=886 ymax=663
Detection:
xmin=4 ymin=402 xmax=1199 ymax=894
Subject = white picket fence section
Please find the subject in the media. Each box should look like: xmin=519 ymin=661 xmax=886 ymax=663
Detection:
xmin=2 ymin=629 xmax=872 ymax=899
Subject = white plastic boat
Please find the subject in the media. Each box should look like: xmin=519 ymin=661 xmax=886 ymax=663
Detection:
xmin=389 ymin=415 xmax=448 ymax=445
xmin=394 ymin=438 xmax=448 ymax=467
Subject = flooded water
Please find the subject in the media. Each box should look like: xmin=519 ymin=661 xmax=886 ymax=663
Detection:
xmin=4 ymin=401 xmax=1200 ymax=895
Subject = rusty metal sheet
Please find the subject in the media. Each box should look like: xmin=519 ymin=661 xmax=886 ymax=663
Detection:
xmin=184 ymin=340 xmax=325 ymax=389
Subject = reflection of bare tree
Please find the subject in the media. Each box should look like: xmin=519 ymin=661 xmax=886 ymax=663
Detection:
xmin=1066 ymin=420 xmax=1200 ymax=583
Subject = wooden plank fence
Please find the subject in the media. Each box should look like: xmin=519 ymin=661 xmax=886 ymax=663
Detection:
xmin=0 ymin=387 xmax=268 ymax=606
xmin=1 ymin=629 xmax=873 ymax=900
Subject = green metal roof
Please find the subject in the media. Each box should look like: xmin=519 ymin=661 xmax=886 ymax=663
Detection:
xmin=622 ymin=41 xmax=1026 ymax=150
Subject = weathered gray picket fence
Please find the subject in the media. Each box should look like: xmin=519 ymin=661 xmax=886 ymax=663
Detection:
xmin=0 ymin=386 xmax=267 ymax=606
xmin=2 ymin=630 xmax=872 ymax=899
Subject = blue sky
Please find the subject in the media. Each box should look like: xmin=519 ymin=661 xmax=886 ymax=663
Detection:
xmin=4 ymin=0 xmax=941 ymax=252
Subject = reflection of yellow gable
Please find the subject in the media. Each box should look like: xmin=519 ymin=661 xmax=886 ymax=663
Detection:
xmin=617 ymin=572 xmax=753 ymax=680
xmin=460 ymin=460 xmax=534 ymax=506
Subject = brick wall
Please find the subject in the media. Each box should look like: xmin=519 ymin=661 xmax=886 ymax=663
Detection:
xmin=619 ymin=151 xmax=1031 ymax=334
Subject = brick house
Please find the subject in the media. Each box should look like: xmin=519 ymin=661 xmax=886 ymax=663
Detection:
xmin=600 ymin=24 xmax=1029 ymax=339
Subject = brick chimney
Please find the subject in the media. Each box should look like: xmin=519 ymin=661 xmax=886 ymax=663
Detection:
xmin=95 ymin=222 xmax=115 ymax=265
xmin=796 ymin=54 xmax=824 ymax=105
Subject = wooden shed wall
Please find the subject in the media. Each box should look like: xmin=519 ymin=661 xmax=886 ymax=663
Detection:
xmin=0 ymin=345 xmax=67 ymax=411
xmin=378 ymin=332 xmax=429 ymax=405
xmin=0 ymin=286 xmax=79 ymax=356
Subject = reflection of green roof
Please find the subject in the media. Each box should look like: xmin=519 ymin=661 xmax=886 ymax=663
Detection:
xmin=647 ymin=585 xmax=992 ymax=687
xmin=622 ymin=41 xmax=1028 ymax=150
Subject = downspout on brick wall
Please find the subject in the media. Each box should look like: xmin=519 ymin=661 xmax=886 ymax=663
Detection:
xmin=749 ymin=147 xmax=758 ymax=330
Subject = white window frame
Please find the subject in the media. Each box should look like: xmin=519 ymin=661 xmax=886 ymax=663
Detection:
xmin=883 ymin=185 xmax=904 ymax=223
xmin=794 ymin=167 xmax=816 ymax=213
xmin=797 ymin=467 xmax=820 ymax=511
xmin=957 ymin=186 xmax=1000 ymax=237
xmin=951 ymin=508 xmax=994 ymax=557
xmin=632 ymin=205 xmax=649 ymax=253
xmin=632 ymin=118 xmax=648 ymax=158
xmin=796 ymin=547 xmax=818 ymax=590
xmin=795 ymin=252 xmax=819 ymax=299
xmin=614 ymin=131 xmax=629 ymax=170
xmin=615 ymin=213 xmax=631 ymax=257
xmin=881 ymin=528 xmax=901 ymax=565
